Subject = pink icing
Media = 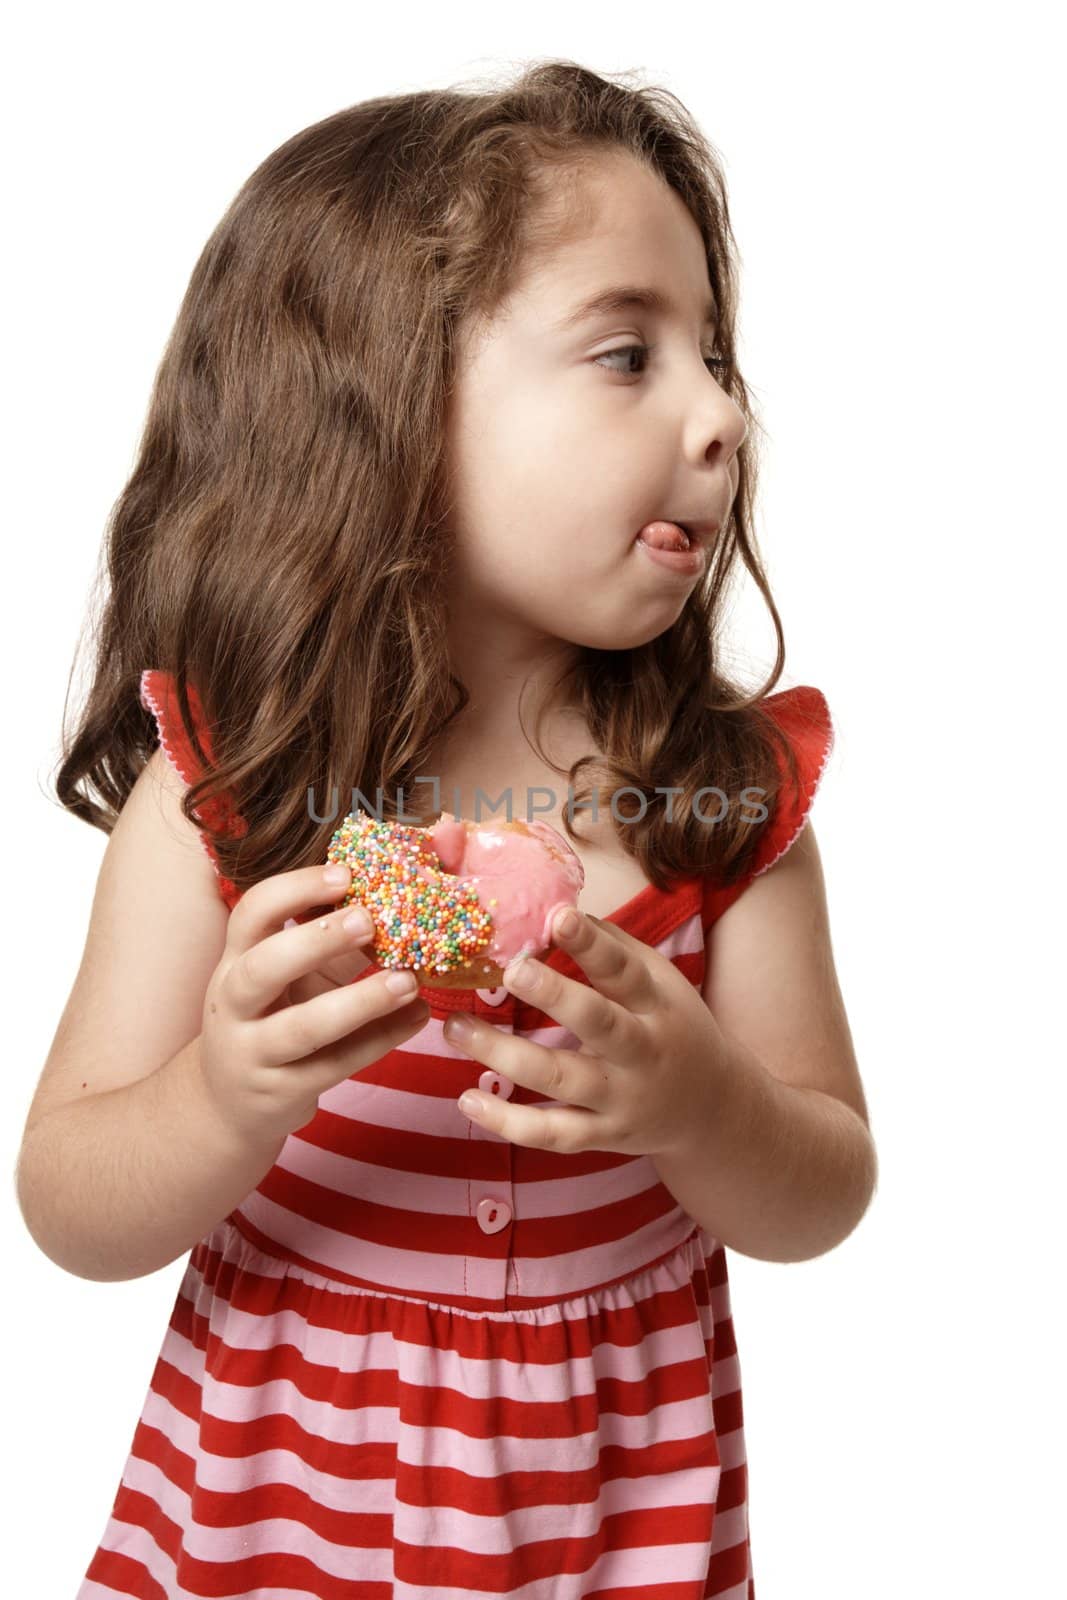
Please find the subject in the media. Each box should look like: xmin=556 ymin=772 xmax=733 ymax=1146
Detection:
xmin=425 ymin=813 xmax=585 ymax=966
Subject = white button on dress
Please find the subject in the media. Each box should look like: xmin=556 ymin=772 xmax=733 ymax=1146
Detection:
xmin=476 ymin=1197 xmax=512 ymax=1234
xmin=476 ymin=986 xmax=509 ymax=1006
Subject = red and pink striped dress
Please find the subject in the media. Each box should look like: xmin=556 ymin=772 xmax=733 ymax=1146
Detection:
xmin=78 ymin=670 xmax=833 ymax=1600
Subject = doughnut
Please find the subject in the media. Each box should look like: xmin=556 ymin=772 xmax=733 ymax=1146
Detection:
xmin=324 ymin=810 xmax=585 ymax=989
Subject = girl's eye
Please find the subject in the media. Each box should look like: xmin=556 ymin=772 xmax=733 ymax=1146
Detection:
xmin=593 ymin=342 xmax=730 ymax=381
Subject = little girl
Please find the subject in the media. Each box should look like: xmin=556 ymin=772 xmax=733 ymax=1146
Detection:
xmin=19 ymin=60 xmax=876 ymax=1600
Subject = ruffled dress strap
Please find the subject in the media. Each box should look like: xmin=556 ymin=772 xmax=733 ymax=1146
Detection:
xmin=139 ymin=668 xmax=247 ymax=911
xmin=702 ymin=683 xmax=834 ymax=928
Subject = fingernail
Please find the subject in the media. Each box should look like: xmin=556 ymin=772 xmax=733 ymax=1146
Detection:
xmin=444 ymin=1013 xmax=474 ymax=1042
xmin=504 ymin=955 xmax=538 ymax=990
xmin=324 ymin=863 xmax=349 ymax=885
xmin=342 ymin=908 xmax=372 ymax=936
xmin=555 ymin=908 xmax=580 ymax=939
xmin=386 ymin=971 xmax=418 ymax=995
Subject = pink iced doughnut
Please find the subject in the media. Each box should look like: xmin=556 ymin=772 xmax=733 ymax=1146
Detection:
xmin=325 ymin=810 xmax=585 ymax=989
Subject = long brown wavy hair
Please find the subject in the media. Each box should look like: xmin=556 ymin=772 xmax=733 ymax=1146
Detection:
xmin=54 ymin=57 xmax=807 ymax=897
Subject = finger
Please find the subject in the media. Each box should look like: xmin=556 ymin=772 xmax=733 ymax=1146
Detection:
xmin=460 ymin=1091 xmax=600 ymax=1154
xmin=443 ymin=1014 xmax=613 ymax=1112
xmin=292 ymin=941 xmax=377 ymax=997
xmin=226 ymin=893 xmax=379 ymax=1023
xmin=499 ymin=950 xmax=647 ymax=1068
xmin=225 ymin=863 xmax=358 ymax=960
xmin=292 ymin=992 xmax=431 ymax=1094
xmin=256 ymin=967 xmax=427 ymax=1068
xmin=545 ymin=910 xmax=660 ymax=1014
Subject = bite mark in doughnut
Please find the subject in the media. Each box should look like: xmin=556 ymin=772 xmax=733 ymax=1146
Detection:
xmin=325 ymin=810 xmax=585 ymax=990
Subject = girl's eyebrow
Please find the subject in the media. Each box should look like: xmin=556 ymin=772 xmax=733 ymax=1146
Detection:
xmin=551 ymin=283 xmax=719 ymax=332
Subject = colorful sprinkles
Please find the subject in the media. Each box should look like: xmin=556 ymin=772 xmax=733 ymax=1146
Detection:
xmin=325 ymin=811 xmax=496 ymax=975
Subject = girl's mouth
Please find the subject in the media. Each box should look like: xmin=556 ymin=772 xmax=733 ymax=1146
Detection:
xmin=633 ymin=520 xmax=704 ymax=577
xmin=636 ymin=519 xmax=692 ymax=551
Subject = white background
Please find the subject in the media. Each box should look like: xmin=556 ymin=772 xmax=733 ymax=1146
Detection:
xmin=4 ymin=3 xmax=1063 ymax=1595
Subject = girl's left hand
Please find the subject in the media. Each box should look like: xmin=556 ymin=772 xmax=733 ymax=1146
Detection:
xmin=444 ymin=909 xmax=732 ymax=1157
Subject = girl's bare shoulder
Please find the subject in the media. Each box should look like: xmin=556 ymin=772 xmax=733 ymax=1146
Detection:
xmin=703 ymin=821 xmax=871 ymax=1132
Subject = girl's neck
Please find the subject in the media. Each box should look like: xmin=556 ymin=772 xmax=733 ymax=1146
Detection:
xmin=415 ymin=702 xmax=602 ymax=830
xmin=439 ymin=609 xmax=581 ymax=748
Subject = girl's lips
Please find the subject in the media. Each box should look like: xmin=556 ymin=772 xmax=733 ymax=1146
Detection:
xmin=632 ymin=534 xmax=706 ymax=577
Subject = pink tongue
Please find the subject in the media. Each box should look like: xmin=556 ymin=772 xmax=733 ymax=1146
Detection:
xmin=637 ymin=520 xmax=690 ymax=551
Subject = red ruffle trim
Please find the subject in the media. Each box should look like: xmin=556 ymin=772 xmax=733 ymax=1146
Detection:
xmin=701 ymin=684 xmax=834 ymax=929
xmin=139 ymin=669 xmax=246 ymax=911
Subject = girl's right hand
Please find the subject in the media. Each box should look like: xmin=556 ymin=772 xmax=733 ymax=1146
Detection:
xmin=199 ymin=863 xmax=432 ymax=1149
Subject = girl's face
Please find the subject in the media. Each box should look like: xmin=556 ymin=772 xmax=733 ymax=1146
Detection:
xmin=443 ymin=150 xmax=747 ymax=662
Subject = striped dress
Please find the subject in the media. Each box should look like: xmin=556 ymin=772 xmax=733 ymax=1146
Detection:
xmin=78 ymin=670 xmax=833 ymax=1600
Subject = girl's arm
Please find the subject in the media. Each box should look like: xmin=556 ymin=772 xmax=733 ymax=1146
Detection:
xmin=653 ymin=818 xmax=876 ymax=1262
xmin=17 ymin=1036 xmax=288 ymax=1282
xmin=15 ymin=748 xmax=287 ymax=1281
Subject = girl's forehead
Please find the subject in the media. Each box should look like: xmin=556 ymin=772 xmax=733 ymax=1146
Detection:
xmin=524 ymin=167 xmax=707 ymax=305
xmin=457 ymin=157 xmax=711 ymax=356
xmin=479 ymin=154 xmax=640 ymax=301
